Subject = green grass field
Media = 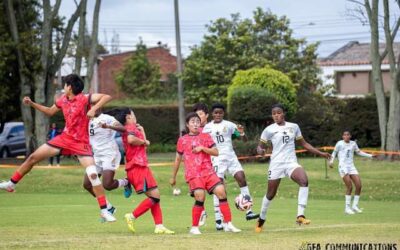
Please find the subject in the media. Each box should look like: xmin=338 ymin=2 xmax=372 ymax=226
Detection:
xmin=0 ymin=155 xmax=399 ymax=249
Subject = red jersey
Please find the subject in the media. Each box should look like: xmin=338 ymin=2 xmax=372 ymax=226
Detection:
xmin=176 ymin=133 xmax=216 ymax=182
xmin=55 ymin=93 xmax=91 ymax=144
xmin=122 ymin=124 xmax=148 ymax=170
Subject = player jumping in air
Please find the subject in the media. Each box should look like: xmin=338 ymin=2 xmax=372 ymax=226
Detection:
xmin=83 ymin=110 xmax=132 ymax=216
xmin=171 ymin=112 xmax=241 ymax=235
xmin=255 ymin=104 xmax=330 ymax=232
xmin=329 ymin=131 xmax=375 ymax=214
xmin=112 ymin=107 xmax=174 ymax=234
xmin=0 ymin=74 xmax=116 ymax=222
xmin=203 ymin=103 xmax=259 ymax=230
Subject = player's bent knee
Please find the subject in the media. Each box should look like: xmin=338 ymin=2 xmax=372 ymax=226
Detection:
xmin=150 ymin=197 xmax=160 ymax=203
xmin=86 ymin=165 xmax=101 ymax=186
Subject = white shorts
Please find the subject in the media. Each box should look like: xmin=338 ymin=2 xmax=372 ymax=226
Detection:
xmin=338 ymin=164 xmax=359 ymax=178
xmin=212 ymin=156 xmax=243 ymax=179
xmin=268 ymin=162 xmax=301 ymax=180
xmin=94 ymin=151 xmax=121 ymax=175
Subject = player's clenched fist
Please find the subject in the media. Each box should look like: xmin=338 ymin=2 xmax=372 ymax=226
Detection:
xmin=23 ymin=96 xmax=32 ymax=105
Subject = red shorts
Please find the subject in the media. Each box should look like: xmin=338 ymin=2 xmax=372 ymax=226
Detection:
xmin=188 ymin=174 xmax=222 ymax=195
xmin=126 ymin=165 xmax=158 ymax=194
xmin=47 ymin=133 xmax=92 ymax=156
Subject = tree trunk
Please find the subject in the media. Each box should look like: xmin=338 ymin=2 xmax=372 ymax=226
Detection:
xmin=4 ymin=0 xmax=34 ymax=155
xmin=365 ymin=0 xmax=388 ymax=150
xmin=75 ymin=0 xmax=87 ymax=75
xmin=84 ymin=0 xmax=101 ymax=92
xmin=383 ymin=0 xmax=400 ymax=155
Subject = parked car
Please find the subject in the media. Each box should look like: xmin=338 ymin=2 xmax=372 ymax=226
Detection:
xmin=0 ymin=122 xmax=26 ymax=158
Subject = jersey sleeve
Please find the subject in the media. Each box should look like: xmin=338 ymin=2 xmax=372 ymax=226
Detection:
xmin=260 ymin=128 xmax=271 ymax=144
xmin=202 ymin=124 xmax=211 ymax=133
xmin=55 ymin=96 xmax=63 ymax=109
xmin=204 ymin=133 xmax=216 ymax=148
xmin=295 ymin=124 xmax=303 ymax=140
xmin=176 ymin=137 xmax=184 ymax=155
xmin=353 ymin=142 xmax=360 ymax=152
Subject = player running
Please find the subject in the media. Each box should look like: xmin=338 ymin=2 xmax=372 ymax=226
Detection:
xmin=112 ymin=107 xmax=174 ymax=235
xmin=255 ymin=104 xmax=330 ymax=232
xmin=171 ymin=112 xmax=241 ymax=235
xmin=83 ymin=111 xmax=132 ymax=216
xmin=0 ymin=74 xmax=116 ymax=222
xmin=203 ymin=103 xmax=259 ymax=230
xmin=329 ymin=131 xmax=375 ymax=214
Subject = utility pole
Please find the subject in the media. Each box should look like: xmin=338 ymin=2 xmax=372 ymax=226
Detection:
xmin=174 ymin=0 xmax=185 ymax=133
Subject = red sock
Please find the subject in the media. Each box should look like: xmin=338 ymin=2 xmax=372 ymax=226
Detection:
xmin=133 ymin=198 xmax=153 ymax=219
xmin=219 ymin=200 xmax=232 ymax=223
xmin=192 ymin=205 xmax=203 ymax=227
xmin=97 ymin=195 xmax=107 ymax=209
xmin=10 ymin=171 xmax=23 ymax=184
xmin=151 ymin=202 xmax=163 ymax=225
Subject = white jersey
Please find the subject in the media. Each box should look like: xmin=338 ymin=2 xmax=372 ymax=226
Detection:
xmin=89 ymin=114 xmax=119 ymax=156
xmin=203 ymin=120 xmax=239 ymax=159
xmin=332 ymin=140 xmax=371 ymax=167
xmin=260 ymin=122 xmax=303 ymax=164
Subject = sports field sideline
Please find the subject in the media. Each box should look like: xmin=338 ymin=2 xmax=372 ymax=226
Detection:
xmin=0 ymin=155 xmax=399 ymax=249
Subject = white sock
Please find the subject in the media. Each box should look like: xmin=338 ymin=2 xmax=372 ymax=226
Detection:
xmin=345 ymin=195 xmax=352 ymax=208
xmin=297 ymin=187 xmax=309 ymax=217
xmin=260 ymin=195 xmax=272 ymax=220
xmin=213 ymin=194 xmax=222 ymax=222
xmin=155 ymin=224 xmax=164 ymax=229
xmin=240 ymin=186 xmax=250 ymax=196
xmin=9 ymin=181 xmax=16 ymax=188
xmin=118 ymin=178 xmax=128 ymax=188
xmin=101 ymin=208 xmax=108 ymax=213
xmin=353 ymin=195 xmax=360 ymax=208
xmin=106 ymin=199 xmax=112 ymax=209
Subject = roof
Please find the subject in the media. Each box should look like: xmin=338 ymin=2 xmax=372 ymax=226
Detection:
xmin=318 ymin=41 xmax=400 ymax=66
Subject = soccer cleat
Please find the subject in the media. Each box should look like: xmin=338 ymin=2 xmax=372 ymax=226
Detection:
xmin=224 ymin=222 xmax=241 ymax=233
xmin=246 ymin=210 xmax=260 ymax=221
xmin=215 ymin=222 xmax=224 ymax=231
xmin=0 ymin=181 xmax=14 ymax=192
xmin=189 ymin=226 xmax=202 ymax=235
xmin=154 ymin=225 xmax=175 ymax=234
xmin=124 ymin=213 xmax=136 ymax=233
xmin=296 ymin=215 xmax=311 ymax=225
xmin=352 ymin=206 xmax=363 ymax=213
xmin=107 ymin=206 xmax=117 ymax=215
xmin=100 ymin=211 xmax=116 ymax=223
xmin=345 ymin=207 xmax=355 ymax=215
xmin=255 ymin=218 xmax=265 ymax=233
xmin=124 ymin=182 xmax=132 ymax=198
xmin=199 ymin=210 xmax=207 ymax=226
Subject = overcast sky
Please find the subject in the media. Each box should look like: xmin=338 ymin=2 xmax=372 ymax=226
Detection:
xmin=59 ymin=0 xmax=400 ymax=57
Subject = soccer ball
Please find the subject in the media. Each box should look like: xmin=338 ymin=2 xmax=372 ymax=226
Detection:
xmin=235 ymin=194 xmax=253 ymax=211
xmin=172 ymin=188 xmax=181 ymax=196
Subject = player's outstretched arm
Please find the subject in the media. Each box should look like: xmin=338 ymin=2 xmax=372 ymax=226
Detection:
xmin=170 ymin=153 xmax=182 ymax=186
xmin=257 ymin=141 xmax=271 ymax=155
xmin=23 ymin=96 xmax=59 ymax=116
xmin=102 ymin=121 xmax=126 ymax=133
xmin=88 ymin=93 xmax=112 ymax=118
xmin=297 ymin=138 xmax=331 ymax=160
xmin=355 ymin=150 xmax=373 ymax=158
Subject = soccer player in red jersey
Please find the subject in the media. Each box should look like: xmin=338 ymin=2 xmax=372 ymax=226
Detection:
xmin=170 ymin=112 xmax=241 ymax=235
xmin=0 ymin=74 xmax=116 ymax=222
xmin=111 ymin=107 xmax=174 ymax=234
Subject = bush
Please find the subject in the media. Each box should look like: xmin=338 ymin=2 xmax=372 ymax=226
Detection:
xmin=228 ymin=67 xmax=297 ymax=116
xmin=227 ymin=85 xmax=278 ymax=128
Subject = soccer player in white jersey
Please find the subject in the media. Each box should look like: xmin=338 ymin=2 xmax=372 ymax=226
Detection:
xmin=255 ymin=104 xmax=330 ymax=232
xmin=329 ymin=131 xmax=375 ymax=214
xmin=83 ymin=111 xmax=131 ymax=215
xmin=203 ymin=103 xmax=259 ymax=230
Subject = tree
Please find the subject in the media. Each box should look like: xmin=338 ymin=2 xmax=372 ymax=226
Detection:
xmin=2 ymin=0 xmax=40 ymax=153
xmin=349 ymin=0 xmax=400 ymax=153
xmin=115 ymin=40 xmax=162 ymax=99
xmin=182 ymin=7 xmax=321 ymax=103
